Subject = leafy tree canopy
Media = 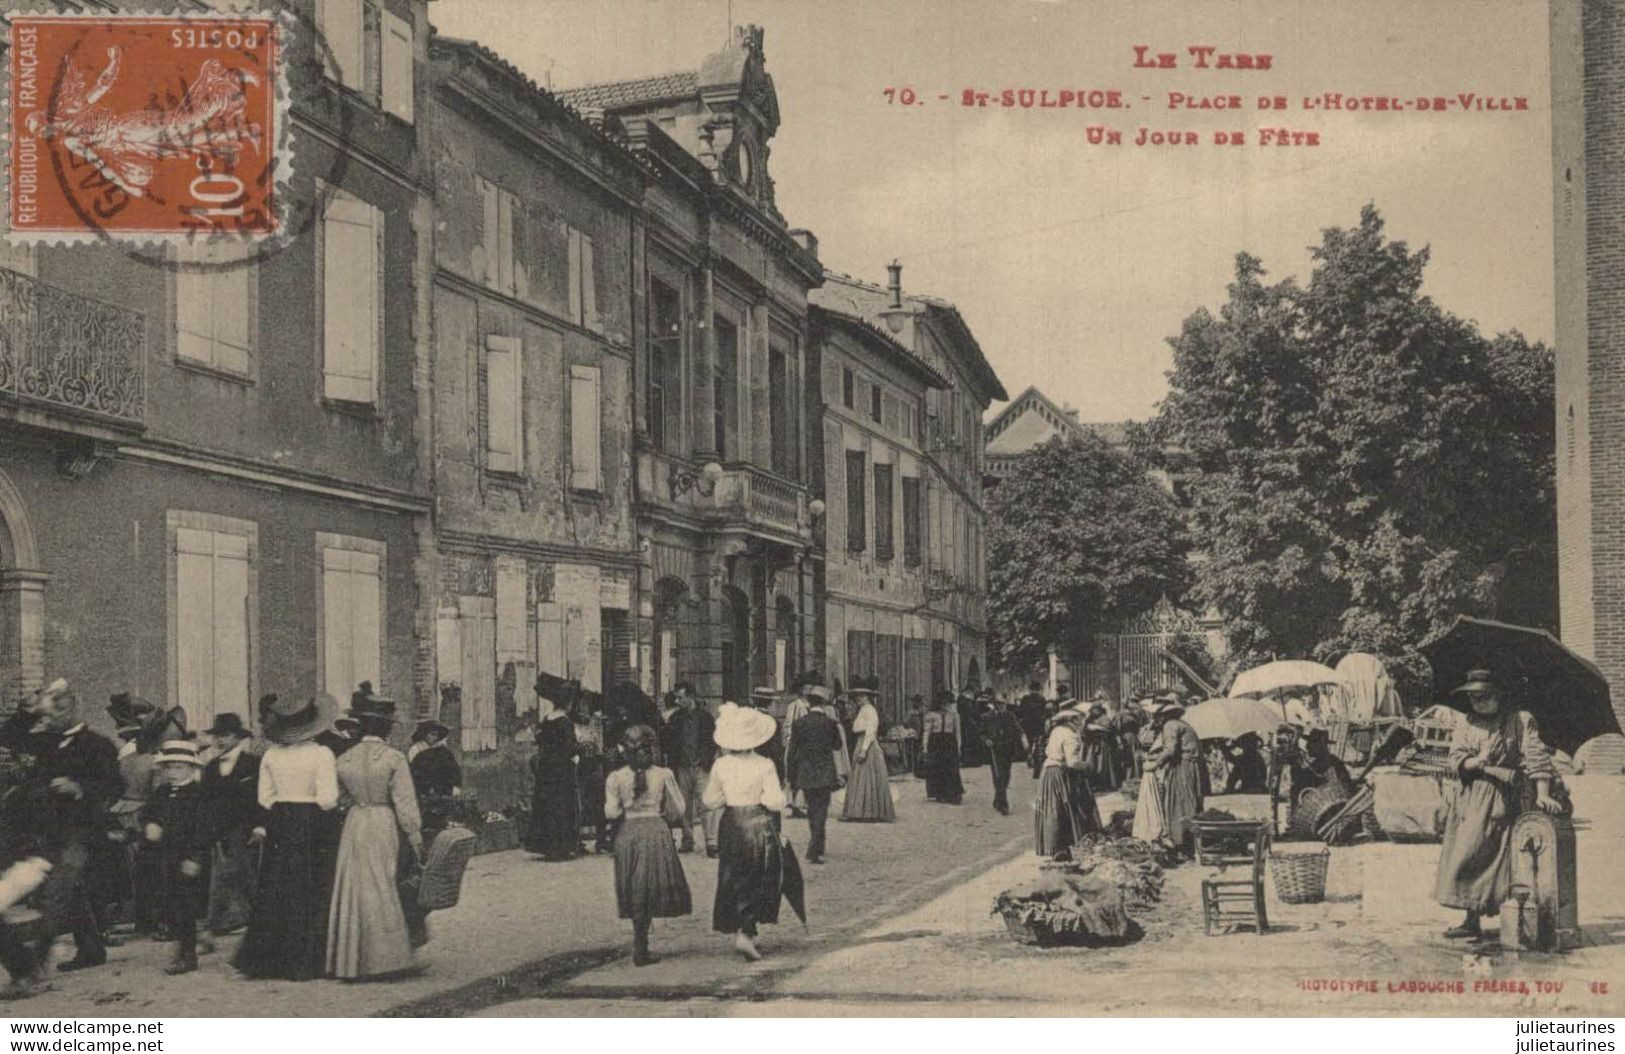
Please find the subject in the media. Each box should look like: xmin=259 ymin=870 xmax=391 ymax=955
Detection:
xmin=987 ymin=431 xmax=1191 ymax=674
xmin=1149 ymin=204 xmax=1556 ymax=694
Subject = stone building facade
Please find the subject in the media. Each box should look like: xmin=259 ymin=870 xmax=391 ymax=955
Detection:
xmin=560 ymin=26 xmax=823 ymax=707
xmin=1552 ymin=0 xmax=1625 ymax=730
xmin=0 ymin=0 xmax=433 ymax=728
xmin=424 ymin=39 xmax=647 ymax=750
xmin=810 ymin=269 xmax=1006 ymax=711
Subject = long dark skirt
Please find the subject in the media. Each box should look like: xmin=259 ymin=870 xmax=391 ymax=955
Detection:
xmin=712 ymin=806 xmax=782 ymax=936
xmin=527 ymin=779 xmax=580 ymax=860
xmin=922 ymin=732 xmax=964 ymax=804
xmin=232 ymin=802 xmax=339 ymax=980
xmin=1081 ymin=733 xmax=1125 ymax=792
xmin=1033 ymin=766 xmax=1102 ymax=857
xmin=1160 ymin=757 xmax=1203 ymax=851
xmin=614 ymin=816 xmax=692 ymax=919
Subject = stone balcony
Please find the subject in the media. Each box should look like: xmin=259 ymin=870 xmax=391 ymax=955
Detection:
xmin=0 ymin=267 xmax=146 ymax=431
xmin=637 ymin=450 xmax=812 ymax=543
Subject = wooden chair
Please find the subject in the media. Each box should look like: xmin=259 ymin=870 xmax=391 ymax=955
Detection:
xmin=1193 ymin=818 xmax=1270 ymax=936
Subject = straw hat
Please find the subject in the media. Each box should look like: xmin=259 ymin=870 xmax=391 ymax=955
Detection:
xmin=714 ymin=702 xmax=777 ymax=752
xmin=155 ymin=739 xmax=203 ymax=767
xmin=263 ymin=693 xmax=337 ymax=745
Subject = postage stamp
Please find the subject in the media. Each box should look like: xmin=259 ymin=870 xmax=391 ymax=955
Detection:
xmin=6 ymin=12 xmax=283 ymax=243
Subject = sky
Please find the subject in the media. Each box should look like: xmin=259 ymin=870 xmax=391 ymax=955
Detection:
xmin=435 ymin=0 xmax=1555 ymax=423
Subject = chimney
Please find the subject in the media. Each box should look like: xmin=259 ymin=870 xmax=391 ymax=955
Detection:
xmin=886 ymin=260 xmax=903 ymax=309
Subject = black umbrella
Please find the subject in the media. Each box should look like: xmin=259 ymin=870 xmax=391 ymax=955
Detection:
xmin=1418 ymin=616 xmax=1621 ymax=756
xmin=779 ymin=839 xmax=807 ymax=928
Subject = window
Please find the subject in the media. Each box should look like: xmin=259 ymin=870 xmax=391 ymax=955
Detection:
xmin=317 ymin=0 xmax=413 ymax=122
xmin=485 ymin=335 xmax=523 ymax=474
xmin=321 ymin=187 xmax=382 ymax=404
xmin=714 ymin=317 xmax=738 ymax=458
xmin=317 ymin=534 xmax=384 ymax=697
xmin=176 ymin=244 xmax=253 ymax=376
xmin=648 ymin=277 xmax=681 ymax=452
xmin=769 ymin=348 xmax=792 ymax=477
xmin=170 ymin=513 xmax=253 ymax=731
xmin=845 ymin=450 xmax=866 ymax=553
xmin=570 ymin=364 xmax=602 ymax=491
xmin=479 ymin=178 xmax=517 ymax=295
xmin=902 ymin=476 xmax=922 ymax=566
xmin=568 ymin=227 xmax=598 ymax=332
xmin=842 ymin=368 xmax=854 ymax=409
xmin=870 ymin=384 xmax=882 ymax=423
xmin=874 ymin=462 xmax=894 ymax=561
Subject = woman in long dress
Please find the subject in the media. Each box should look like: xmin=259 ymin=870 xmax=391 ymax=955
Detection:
xmin=233 ymin=694 xmax=341 ymax=981
xmin=1433 ymin=669 xmax=1563 ymax=939
xmin=1033 ymin=707 xmax=1102 ymax=857
xmin=841 ymin=679 xmax=895 ymax=822
xmin=1151 ymin=698 xmax=1203 ymax=857
xmin=1079 ymin=700 xmax=1125 ymax=792
xmin=604 ymin=725 xmax=691 ymax=966
xmin=703 ymin=705 xmax=785 ymax=962
xmin=325 ymin=691 xmax=423 ymax=980
xmin=1130 ymin=712 xmax=1165 ymax=843
xmin=526 ymin=690 xmax=580 ymax=861
xmin=921 ymin=691 xmax=964 ymax=805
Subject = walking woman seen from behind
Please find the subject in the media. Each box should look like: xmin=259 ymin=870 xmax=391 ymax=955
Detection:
xmin=526 ymin=686 xmax=580 ymax=862
xmin=604 ymin=725 xmax=692 ymax=966
xmin=702 ymin=704 xmax=785 ymax=962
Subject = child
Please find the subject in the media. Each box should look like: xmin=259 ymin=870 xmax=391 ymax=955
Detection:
xmin=0 ymin=844 xmax=54 ymax=1000
xmin=140 ymin=740 xmax=217 ymax=975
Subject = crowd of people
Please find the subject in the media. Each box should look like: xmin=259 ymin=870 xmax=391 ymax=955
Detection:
xmin=0 ymin=680 xmax=467 ymax=1000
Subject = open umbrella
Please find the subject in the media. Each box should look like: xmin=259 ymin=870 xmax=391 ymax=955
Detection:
xmin=1419 ymin=616 xmax=1620 ymax=757
xmin=1229 ymin=660 xmax=1341 ymax=698
xmin=1185 ymin=698 xmax=1286 ymax=742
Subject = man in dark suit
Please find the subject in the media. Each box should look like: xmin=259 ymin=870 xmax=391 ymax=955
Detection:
xmin=201 ymin=713 xmax=260 ymax=938
xmin=0 ymin=682 xmax=120 ymax=972
xmin=979 ymin=693 xmax=1027 ymax=815
xmin=660 ymin=686 xmax=716 ymax=855
xmin=787 ymin=690 xmax=843 ymax=864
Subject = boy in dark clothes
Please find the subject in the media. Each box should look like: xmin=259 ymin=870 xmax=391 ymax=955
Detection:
xmin=139 ymin=740 xmax=218 ymax=975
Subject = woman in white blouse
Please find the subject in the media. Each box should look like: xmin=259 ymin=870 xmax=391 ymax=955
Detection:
xmin=702 ymin=704 xmax=786 ymax=962
xmin=1033 ymin=705 xmax=1102 ymax=858
xmin=604 ymin=724 xmax=692 ymax=966
xmin=840 ymin=678 xmax=896 ymax=822
xmin=233 ymin=694 xmax=341 ymax=981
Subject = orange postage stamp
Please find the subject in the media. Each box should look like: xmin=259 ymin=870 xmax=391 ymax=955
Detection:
xmin=7 ymin=13 xmax=282 ymax=241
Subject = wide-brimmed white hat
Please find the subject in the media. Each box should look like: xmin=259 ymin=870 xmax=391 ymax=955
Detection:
xmin=714 ymin=702 xmax=777 ymax=752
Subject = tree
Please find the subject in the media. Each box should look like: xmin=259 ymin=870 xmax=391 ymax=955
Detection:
xmin=986 ymin=432 xmax=1191 ymax=675
xmin=1151 ymin=204 xmax=1556 ymax=695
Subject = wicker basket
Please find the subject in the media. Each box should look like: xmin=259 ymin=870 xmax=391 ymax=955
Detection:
xmin=1271 ymin=847 xmax=1330 ymax=904
xmin=475 ymin=817 xmax=519 ymax=855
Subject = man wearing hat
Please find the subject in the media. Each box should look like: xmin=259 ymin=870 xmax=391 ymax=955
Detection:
xmin=978 ymin=692 xmax=1027 ymax=816
xmin=140 ymin=740 xmax=215 ymax=974
xmin=781 ymin=672 xmax=823 ymax=818
xmin=787 ymin=684 xmax=843 ymax=863
xmin=0 ymin=682 xmax=120 ymax=972
xmin=659 ymin=687 xmax=716 ymax=855
xmin=748 ymin=687 xmax=787 ymax=781
xmin=201 ymin=713 xmax=260 ymax=939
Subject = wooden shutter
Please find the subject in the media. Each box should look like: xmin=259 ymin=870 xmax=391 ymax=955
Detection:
xmin=494 ymin=557 xmax=528 ymax=664
xmin=485 ymin=335 xmax=522 ymax=473
xmin=321 ymin=546 xmax=381 ymax=696
xmin=175 ymin=527 xmax=249 ymax=730
xmin=845 ymin=450 xmax=866 ymax=552
xmin=458 ymin=596 xmax=497 ymax=752
xmin=570 ymin=364 xmax=601 ymax=490
xmin=176 ymin=247 xmax=251 ymax=374
xmin=318 ymin=0 xmax=364 ymax=89
xmin=322 ymin=189 xmax=380 ymax=403
xmin=497 ymin=191 xmax=516 ymax=294
xmin=480 ymin=179 xmax=500 ymax=289
xmin=579 ymin=232 xmax=597 ymax=332
xmin=874 ymin=462 xmax=894 ymax=560
xmin=567 ymin=228 xmax=583 ymax=326
xmin=381 ymin=8 xmax=414 ymax=122
xmin=902 ymin=476 xmax=922 ymax=566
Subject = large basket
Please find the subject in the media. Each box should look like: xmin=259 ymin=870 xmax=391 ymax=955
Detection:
xmin=1270 ymin=847 xmax=1330 ymax=904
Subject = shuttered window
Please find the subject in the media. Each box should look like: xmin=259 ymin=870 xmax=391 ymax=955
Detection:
xmin=176 ymin=244 xmax=253 ymax=376
xmin=845 ymin=450 xmax=866 ymax=553
xmin=485 ymin=335 xmax=523 ymax=474
xmin=319 ymin=538 xmax=383 ymax=697
xmin=480 ymin=179 xmax=518 ymax=295
xmin=874 ymin=462 xmax=895 ymax=561
xmin=317 ymin=0 xmax=364 ymax=90
xmin=568 ymin=227 xmax=599 ymax=332
xmin=173 ymin=520 xmax=252 ymax=732
xmin=570 ymin=364 xmax=602 ymax=491
xmin=321 ymin=187 xmax=382 ymax=404
xmin=381 ymin=8 xmax=413 ymax=122
xmin=902 ymin=476 xmax=923 ymax=567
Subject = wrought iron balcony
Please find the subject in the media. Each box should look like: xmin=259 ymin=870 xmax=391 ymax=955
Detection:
xmin=0 ymin=267 xmax=146 ymax=429
xmin=641 ymin=451 xmax=810 ymax=539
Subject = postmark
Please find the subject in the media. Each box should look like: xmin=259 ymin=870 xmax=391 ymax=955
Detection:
xmin=6 ymin=11 xmax=285 ymax=243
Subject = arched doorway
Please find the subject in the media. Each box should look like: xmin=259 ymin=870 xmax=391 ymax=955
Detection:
xmin=719 ymin=585 xmax=751 ymax=705
xmin=651 ymin=577 xmax=687 ymax=698
xmin=0 ymin=467 xmax=46 ymax=696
